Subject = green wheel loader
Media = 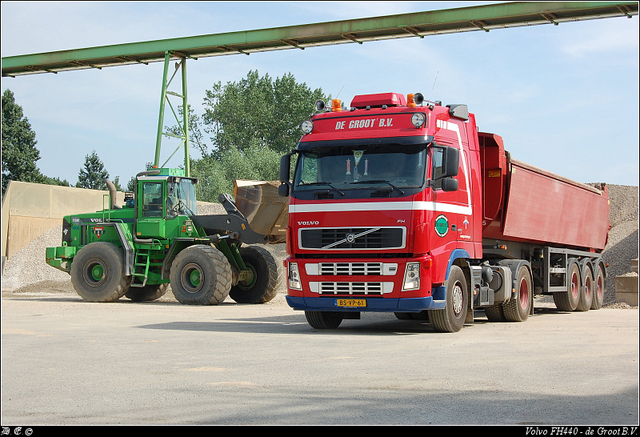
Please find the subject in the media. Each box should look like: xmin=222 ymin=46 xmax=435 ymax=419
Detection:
xmin=45 ymin=168 xmax=281 ymax=305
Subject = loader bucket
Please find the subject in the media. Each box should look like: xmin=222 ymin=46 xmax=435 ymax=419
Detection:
xmin=234 ymin=180 xmax=289 ymax=244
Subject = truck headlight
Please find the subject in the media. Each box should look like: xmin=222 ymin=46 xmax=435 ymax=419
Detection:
xmin=402 ymin=262 xmax=421 ymax=291
xmin=289 ymin=262 xmax=303 ymax=290
xmin=411 ymin=112 xmax=426 ymax=128
xmin=300 ymin=120 xmax=314 ymax=134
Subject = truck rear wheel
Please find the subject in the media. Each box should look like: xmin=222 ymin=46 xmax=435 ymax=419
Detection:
xmin=576 ymin=264 xmax=594 ymax=311
xmin=553 ymin=259 xmax=581 ymax=311
xmin=591 ymin=263 xmax=605 ymax=309
xmin=170 ymin=245 xmax=232 ymax=305
xmin=229 ymin=246 xmax=279 ymax=304
xmin=305 ymin=311 xmax=343 ymax=329
xmin=70 ymin=242 xmax=131 ymax=302
xmin=503 ymin=265 xmax=532 ymax=322
xmin=429 ymin=265 xmax=468 ymax=332
xmin=125 ymin=283 xmax=169 ymax=302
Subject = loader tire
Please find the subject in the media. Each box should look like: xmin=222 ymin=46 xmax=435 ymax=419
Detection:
xmin=70 ymin=242 xmax=130 ymax=302
xmin=170 ymin=245 xmax=232 ymax=305
xmin=125 ymin=283 xmax=169 ymax=302
xmin=229 ymin=246 xmax=279 ymax=304
xmin=429 ymin=265 xmax=468 ymax=332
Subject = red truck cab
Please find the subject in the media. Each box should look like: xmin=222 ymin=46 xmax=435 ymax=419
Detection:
xmin=278 ymin=92 xmax=608 ymax=332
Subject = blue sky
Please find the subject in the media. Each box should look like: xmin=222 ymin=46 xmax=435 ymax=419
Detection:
xmin=2 ymin=2 xmax=638 ymax=188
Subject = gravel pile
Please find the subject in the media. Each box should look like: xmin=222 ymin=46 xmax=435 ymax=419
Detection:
xmin=599 ymin=184 xmax=638 ymax=305
xmin=2 ymin=185 xmax=637 ymax=308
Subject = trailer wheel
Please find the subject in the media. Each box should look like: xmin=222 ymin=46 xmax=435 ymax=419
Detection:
xmin=70 ymin=242 xmax=131 ymax=302
xmin=429 ymin=265 xmax=468 ymax=332
xmin=229 ymin=246 xmax=279 ymax=304
xmin=503 ymin=265 xmax=532 ymax=322
xmin=125 ymin=283 xmax=169 ymax=302
xmin=553 ymin=259 xmax=581 ymax=311
xmin=591 ymin=263 xmax=605 ymax=310
xmin=576 ymin=264 xmax=594 ymax=311
xmin=170 ymin=245 xmax=232 ymax=305
xmin=305 ymin=311 xmax=343 ymax=329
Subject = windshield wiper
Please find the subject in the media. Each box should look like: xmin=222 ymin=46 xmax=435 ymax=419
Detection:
xmin=299 ymin=181 xmax=345 ymax=196
xmin=349 ymin=179 xmax=404 ymax=195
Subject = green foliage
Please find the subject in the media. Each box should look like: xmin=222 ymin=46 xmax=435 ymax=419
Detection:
xmin=202 ymin=70 xmax=327 ymax=156
xmin=2 ymin=89 xmax=73 ymax=195
xmin=76 ymin=150 xmax=109 ymax=190
xmin=2 ymin=89 xmax=42 ymax=194
xmin=191 ymin=140 xmax=281 ymax=203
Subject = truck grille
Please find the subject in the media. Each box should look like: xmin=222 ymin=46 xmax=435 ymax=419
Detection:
xmin=309 ymin=282 xmax=394 ymax=296
xmin=305 ymin=262 xmax=398 ymax=276
xmin=299 ymin=227 xmax=405 ymax=250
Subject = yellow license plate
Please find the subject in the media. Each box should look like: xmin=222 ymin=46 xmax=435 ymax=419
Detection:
xmin=336 ymin=299 xmax=366 ymax=308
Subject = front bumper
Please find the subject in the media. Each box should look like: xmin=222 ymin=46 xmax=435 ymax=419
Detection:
xmin=286 ymin=295 xmax=445 ymax=312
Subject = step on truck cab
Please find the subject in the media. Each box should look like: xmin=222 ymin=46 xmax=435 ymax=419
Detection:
xmin=278 ymin=92 xmax=609 ymax=332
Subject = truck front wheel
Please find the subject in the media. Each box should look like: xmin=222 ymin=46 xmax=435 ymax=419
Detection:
xmin=229 ymin=246 xmax=279 ymax=304
xmin=429 ymin=265 xmax=468 ymax=332
xmin=170 ymin=245 xmax=232 ymax=305
xmin=305 ymin=311 xmax=343 ymax=329
xmin=70 ymin=242 xmax=131 ymax=302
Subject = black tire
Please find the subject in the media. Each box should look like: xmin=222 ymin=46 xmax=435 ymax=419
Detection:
xmin=485 ymin=304 xmax=506 ymax=322
xmin=394 ymin=311 xmax=429 ymax=321
xmin=229 ymin=246 xmax=279 ymax=304
xmin=125 ymin=283 xmax=169 ymax=302
xmin=170 ymin=245 xmax=232 ymax=305
xmin=70 ymin=242 xmax=130 ymax=302
xmin=576 ymin=263 xmax=594 ymax=312
xmin=305 ymin=311 xmax=343 ymax=329
xmin=503 ymin=265 xmax=532 ymax=322
xmin=553 ymin=259 xmax=581 ymax=311
xmin=429 ymin=265 xmax=468 ymax=332
xmin=591 ymin=263 xmax=605 ymax=310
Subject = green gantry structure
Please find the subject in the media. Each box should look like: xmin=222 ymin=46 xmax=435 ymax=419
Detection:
xmin=2 ymin=2 xmax=637 ymax=173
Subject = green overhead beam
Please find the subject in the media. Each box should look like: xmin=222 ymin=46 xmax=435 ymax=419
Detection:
xmin=2 ymin=2 xmax=637 ymax=77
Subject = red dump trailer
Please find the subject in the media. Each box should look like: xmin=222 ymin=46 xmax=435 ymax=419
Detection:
xmin=279 ymin=92 xmax=610 ymax=332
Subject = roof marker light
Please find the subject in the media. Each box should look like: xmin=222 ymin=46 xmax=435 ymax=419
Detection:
xmin=407 ymin=93 xmax=417 ymax=108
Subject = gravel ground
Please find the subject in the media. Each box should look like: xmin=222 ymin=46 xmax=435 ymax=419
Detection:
xmin=2 ymin=185 xmax=637 ymax=309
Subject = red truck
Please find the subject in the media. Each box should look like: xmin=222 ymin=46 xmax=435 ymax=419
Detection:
xmin=278 ymin=92 xmax=609 ymax=332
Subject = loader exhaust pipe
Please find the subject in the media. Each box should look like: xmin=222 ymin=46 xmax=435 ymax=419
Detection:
xmin=105 ymin=179 xmax=121 ymax=210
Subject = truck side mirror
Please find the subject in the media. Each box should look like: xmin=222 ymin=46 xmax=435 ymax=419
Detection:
xmin=441 ymin=177 xmax=459 ymax=192
xmin=442 ymin=147 xmax=459 ymax=178
xmin=278 ymin=152 xmax=294 ymax=197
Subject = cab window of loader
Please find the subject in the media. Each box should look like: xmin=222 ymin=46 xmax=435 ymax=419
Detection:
xmin=142 ymin=182 xmax=164 ymax=217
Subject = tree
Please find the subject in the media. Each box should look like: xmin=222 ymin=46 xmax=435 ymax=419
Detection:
xmin=202 ymin=70 xmax=328 ymax=156
xmin=76 ymin=150 xmax=109 ymax=190
xmin=2 ymin=89 xmax=41 ymax=194
xmin=191 ymin=139 xmax=281 ymax=203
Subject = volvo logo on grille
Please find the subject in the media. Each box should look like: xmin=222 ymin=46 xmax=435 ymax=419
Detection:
xmin=346 ymin=233 xmax=356 ymax=243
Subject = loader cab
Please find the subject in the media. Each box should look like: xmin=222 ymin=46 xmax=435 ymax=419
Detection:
xmin=135 ymin=168 xmax=198 ymax=239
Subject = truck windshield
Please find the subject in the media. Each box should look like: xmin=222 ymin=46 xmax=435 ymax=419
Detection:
xmin=167 ymin=178 xmax=198 ymax=216
xmin=293 ymin=144 xmax=427 ymax=191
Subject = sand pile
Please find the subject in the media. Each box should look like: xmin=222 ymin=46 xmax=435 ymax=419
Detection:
xmin=2 ymin=185 xmax=638 ymax=304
